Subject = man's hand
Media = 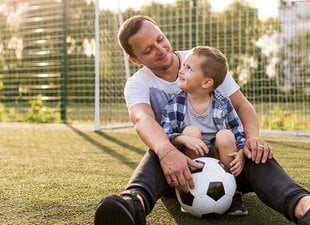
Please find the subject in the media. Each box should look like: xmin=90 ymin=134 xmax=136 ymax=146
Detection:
xmin=159 ymin=148 xmax=203 ymax=193
xmin=243 ymin=137 xmax=273 ymax=164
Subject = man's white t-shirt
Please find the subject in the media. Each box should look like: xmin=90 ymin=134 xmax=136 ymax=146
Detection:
xmin=124 ymin=50 xmax=240 ymax=123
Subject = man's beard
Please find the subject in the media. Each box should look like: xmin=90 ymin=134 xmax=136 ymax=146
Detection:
xmin=151 ymin=52 xmax=175 ymax=71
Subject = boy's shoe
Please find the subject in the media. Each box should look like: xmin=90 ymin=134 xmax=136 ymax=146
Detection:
xmin=226 ymin=191 xmax=248 ymax=216
xmin=298 ymin=208 xmax=310 ymax=225
xmin=180 ymin=206 xmax=188 ymax=213
xmin=94 ymin=193 xmax=146 ymax=225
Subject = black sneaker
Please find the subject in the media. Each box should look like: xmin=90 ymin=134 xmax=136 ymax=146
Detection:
xmin=226 ymin=191 xmax=248 ymax=216
xmin=94 ymin=193 xmax=146 ymax=225
xmin=298 ymin=208 xmax=310 ymax=225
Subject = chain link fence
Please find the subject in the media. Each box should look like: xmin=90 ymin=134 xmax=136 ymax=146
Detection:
xmin=0 ymin=0 xmax=309 ymax=131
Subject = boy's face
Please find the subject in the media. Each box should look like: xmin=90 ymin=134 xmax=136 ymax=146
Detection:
xmin=178 ymin=53 xmax=209 ymax=93
xmin=127 ymin=20 xmax=174 ymax=71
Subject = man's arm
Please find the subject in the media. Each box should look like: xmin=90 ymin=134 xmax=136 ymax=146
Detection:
xmin=224 ymin=99 xmax=245 ymax=150
xmin=129 ymin=103 xmax=203 ymax=192
xmin=129 ymin=103 xmax=171 ymax=156
xmin=229 ymin=90 xmax=273 ymax=164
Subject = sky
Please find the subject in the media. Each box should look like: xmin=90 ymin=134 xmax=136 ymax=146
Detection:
xmin=98 ymin=0 xmax=279 ymax=20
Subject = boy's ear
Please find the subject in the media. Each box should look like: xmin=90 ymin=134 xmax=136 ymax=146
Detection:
xmin=202 ymin=78 xmax=213 ymax=89
xmin=128 ymin=56 xmax=142 ymax=65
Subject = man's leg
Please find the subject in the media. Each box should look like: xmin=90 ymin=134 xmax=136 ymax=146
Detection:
xmin=236 ymin=158 xmax=310 ymax=223
xmin=124 ymin=149 xmax=172 ymax=214
xmin=94 ymin=149 xmax=170 ymax=225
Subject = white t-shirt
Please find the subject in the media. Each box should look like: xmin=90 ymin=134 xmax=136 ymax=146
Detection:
xmin=124 ymin=50 xmax=240 ymax=123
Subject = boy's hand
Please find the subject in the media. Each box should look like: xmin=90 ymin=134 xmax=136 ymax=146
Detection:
xmin=182 ymin=136 xmax=208 ymax=156
xmin=229 ymin=150 xmax=245 ymax=176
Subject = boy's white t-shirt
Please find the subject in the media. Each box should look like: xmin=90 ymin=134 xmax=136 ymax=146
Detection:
xmin=124 ymin=50 xmax=240 ymax=123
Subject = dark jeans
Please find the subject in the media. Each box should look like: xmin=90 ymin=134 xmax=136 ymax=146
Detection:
xmin=124 ymin=149 xmax=309 ymax=223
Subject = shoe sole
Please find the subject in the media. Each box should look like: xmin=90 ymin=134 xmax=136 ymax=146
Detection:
xmin=226 ymin=210 xmax=248 ymax=216
xmin=94 ymin=195 xmax=136 ymax=225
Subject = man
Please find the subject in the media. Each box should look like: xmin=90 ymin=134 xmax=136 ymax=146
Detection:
xmin=94 ymin=15 xmax=310 ymax=225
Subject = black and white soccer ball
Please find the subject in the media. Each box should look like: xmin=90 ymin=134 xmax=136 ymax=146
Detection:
xmin=176 ymin=157 xmax=236 ymax=218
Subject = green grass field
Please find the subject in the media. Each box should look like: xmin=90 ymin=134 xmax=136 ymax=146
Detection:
xmin=0 ymin=123 xmax=309 ymax=225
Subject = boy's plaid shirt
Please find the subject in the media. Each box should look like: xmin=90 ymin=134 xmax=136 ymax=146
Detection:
xmin=161 ymin=91 xmax=245 ymax=150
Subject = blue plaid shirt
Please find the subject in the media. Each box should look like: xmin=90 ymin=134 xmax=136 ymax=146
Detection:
xmin=161 ymin=91 xmax=245 ymax=150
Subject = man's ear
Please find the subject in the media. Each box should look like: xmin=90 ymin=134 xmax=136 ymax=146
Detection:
xmin=128 ymin=56 xmax=142 ymax=65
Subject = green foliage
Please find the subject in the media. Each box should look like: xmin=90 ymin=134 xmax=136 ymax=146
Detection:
xmin=0 ymin=103 xmax=4 ymax=121
xmin=26 ymin=96 xmax=60 ymax=123
xmin=261 ymin=17 xmax=279 ymax=34
xmin=7 ymin=108 xmax=24 ymax=122
xmin=261 ymin=105 xmax=299 ymax=130
xmin=0 ymin=106 xmax=24 ymax=122
xmin=0 ymin=74 xmax=3 ymax=90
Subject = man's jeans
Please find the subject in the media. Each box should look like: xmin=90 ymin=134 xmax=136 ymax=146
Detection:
xmin=124 ymin=149 xmax=309 ymax=223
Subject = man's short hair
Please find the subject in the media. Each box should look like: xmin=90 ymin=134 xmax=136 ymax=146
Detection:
xmin=118 ymin=15 xmax=157 ymax=57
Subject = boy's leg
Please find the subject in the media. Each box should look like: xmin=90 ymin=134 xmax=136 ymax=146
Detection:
xmin=214 ymin=129 xmax=248 ymax=216
xmin=214 ymin=129 xmax=236 ymax=168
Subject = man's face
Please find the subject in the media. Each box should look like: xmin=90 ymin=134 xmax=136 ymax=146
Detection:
xmin=128 ymin=20 xmax=174 ymax=71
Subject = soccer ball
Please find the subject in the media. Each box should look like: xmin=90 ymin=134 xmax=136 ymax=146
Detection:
xmin=175 ymin=157 xmax=236 ymax=218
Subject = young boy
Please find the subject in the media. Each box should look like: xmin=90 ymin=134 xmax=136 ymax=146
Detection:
xmin=161 ymin=46 xmax=246 ymax=215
